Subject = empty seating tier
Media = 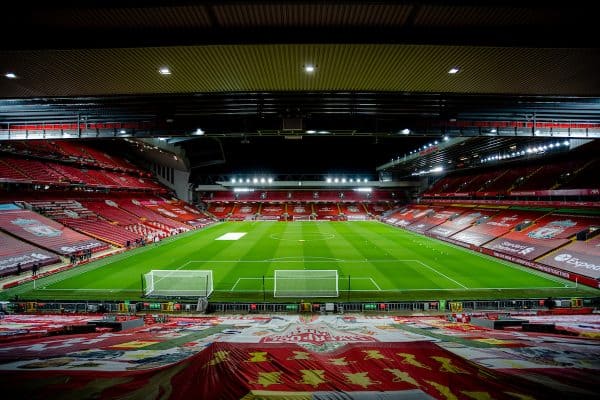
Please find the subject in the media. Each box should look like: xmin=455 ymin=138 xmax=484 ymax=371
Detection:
xmin=0 ymin=209 xmax=107 ymax=255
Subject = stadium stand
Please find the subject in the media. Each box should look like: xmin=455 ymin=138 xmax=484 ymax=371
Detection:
xmin=339 ymin=202 xmax=369 ymax=220
xmin=424 ymin=156 xmax=599 ymax=198
xmin=5 ymin=157 xmax=68 ymax=184
xmin=206 ymin=202 xmax=234 ymax=219
xmin=538 ymin=234 xmax=600 ymax=280
xmin=0 ymin=208 xmax=107 ymax=255
xmin=80 ymin=200 xmax=142 ymax=226
xmin=557 ymin=159 xmax=600 ymax=189
xmin=451 ymin=209 xmax=545 ymax=246
xmin=228 ymin=202 xmax=259 ymax=221
xmin=59 ymin=217 xmax=141 ymax=247
xmin=405 ymin=207 xmax=458 ymax=233
xmin=314 ymin=202 xmax=340 ymax=220
xmin=115 ymin=198 xmax=193 ymax=231
xmin=383 ymin=205 xmax=434 ymax=227
xmin=287 ymin=202 xmax=313 ymax=220
xmin=428 ymin=207 xmax=500 ymax=238
xmin=0 ymin=159 xmax=30 ymax=181
xmin=257 ymin=203 xmax=285 ymax=220
xmin=484 ymin=213 xmax=599 ymax=260
xmin=0 ymin=230 xmax=60 ymax=277
xmin=364 ymin=202 xmax=392 ymax=217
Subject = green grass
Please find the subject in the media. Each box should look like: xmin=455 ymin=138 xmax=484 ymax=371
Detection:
xmin=2 ymin=221 xmax=598 ymax=302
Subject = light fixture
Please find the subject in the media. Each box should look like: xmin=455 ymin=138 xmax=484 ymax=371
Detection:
xmin=158 ymin=67 xmax=172 ymax=75
xmin=318 ymin=130 xmax=329 ymax=134
xmin=448 ymin=67 xmax=460 ymax=74
xmin=443 ymin=135 xmax=449 ymax=141
xmin=119 ymin=129 xmax=126 ymax=134
xmin=194 ymin=128 xmax=205 ymax=136
xmin=306 ymin=130 xmax=316 ymax=134
xmin=267 ymin=178 xmax=273 ymax=183
xmin=260 ymin=178 xmax=266 ymax=183
xmin=491 ymin=129 xmax=497 ymax=133
xmin=363 ymin=178 xmax=368 ymax=182
xmin=341 ymin=178 xmax=347 ymax=183
xmin=400 ymin=128 xmax=410 ymax=135
xmin=4 ymin=72 xmax=17 ymax=79
xmin=252 ymin=178 xmax=258 ymax=183
xmin=246 ymin=178 xmax=250 ymax=183
xmin=304 ymin=64 xmax=315 ymax=73
xmin=326 ymin=178 xmax=332 ymax=183
xmin=334 ymin=178 xmax=339 ymax=183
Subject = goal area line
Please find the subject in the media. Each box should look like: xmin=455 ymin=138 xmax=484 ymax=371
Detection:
xmin=229 ymin=276 xmax=381 ymax=292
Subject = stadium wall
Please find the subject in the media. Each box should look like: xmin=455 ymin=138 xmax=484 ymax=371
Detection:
xmin=155 ymin=169 xmax=192 ymax=203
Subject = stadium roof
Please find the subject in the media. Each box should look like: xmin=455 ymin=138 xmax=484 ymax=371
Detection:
xmin=0 ymin=1 xmax=598 ymax=173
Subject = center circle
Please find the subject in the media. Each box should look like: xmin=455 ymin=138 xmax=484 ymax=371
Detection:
xmin=270 ymin=232 xmax=335 ymax=241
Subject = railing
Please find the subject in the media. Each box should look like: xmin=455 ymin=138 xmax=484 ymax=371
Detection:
xmin=3 ymin=297 xmax=597 ymax=315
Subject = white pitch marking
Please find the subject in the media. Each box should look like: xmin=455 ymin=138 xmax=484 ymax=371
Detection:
xmin=414 ymin=260 xmax=469 ymax=289
xmin=369 ymin=277 xmax=382 ymax=291
xmin=215 ymin=232 xmax=247 ymax=240
xmin=230 ymin=278 xmax=241 ymax=291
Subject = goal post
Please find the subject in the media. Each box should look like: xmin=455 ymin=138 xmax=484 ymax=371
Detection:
xmin=143 ymin=270 xmax=213 ymax=297
xmin=274 ymin=269 xmax=339 ymax=298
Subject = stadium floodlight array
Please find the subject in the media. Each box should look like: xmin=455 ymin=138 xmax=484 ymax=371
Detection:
xmin=143 ymin=270 xmax=213 ymax=297
xmin=274 ymin=270 xmax=339 ymax=298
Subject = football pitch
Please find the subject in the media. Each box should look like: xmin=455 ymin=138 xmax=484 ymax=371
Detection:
xmin=3 ymin=221 xmax=597 ymax=302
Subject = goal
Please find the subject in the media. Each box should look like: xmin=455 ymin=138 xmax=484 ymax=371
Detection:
xmin=274 ymin=270 xmax=339 ymax=298
xmin=143 ymin=270 xmax=213 ymax=297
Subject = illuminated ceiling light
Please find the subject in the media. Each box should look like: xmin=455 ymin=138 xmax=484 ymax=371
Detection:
xmin=304 ymin=64 xmax=316 ymax=73
xmin=400 ymin=128 xmax=410 ymax=135
xmin=260 ymin=178 xmax=266 ymax=183
xmin=194 ymin=128 xmax=205 ymax=136
xmin=318 ymin=130 xmax=329 ymax=134
xmin=334 ymin=178 xmax=339 ymax=183
xmin=490 ymin=129 xmax=497 ymax=133
xmin=326 ymin=178 xmax=332 ymax=183
xmin=549 ymin=143 xmax=554 ymax=148
xmin=563 ymin=140 xmax=570 ymax=146
xmin=4 ymin=72 xmax=17 ymax=79
xmin=363 ymin=178 xmax=368 ymax=182
xmin=267 ymin=178 xmax=273 ymax=183
xmin=231 ymin=178 xmax=236 ymax=183
xmin=246 ymin=178 xmax=250 ymax=183
xmin=119 ymin=129 xmax=126 ymax=134
xmin=252 ymin=178 xmax=258 ymax=183
xmin=306 ymin=130 xmax=316 ymax=134
xmin=158 ymin=67 xmax=172 ymax=75
xmin=349 ymin=178 xmax=354 ymax=182
xmin=434 ymin=140 xmax=438 ymax=145
xmin=341 ymin=178 xmax=347 ymax=183
xmin=443 ymin=135 xmax=449 ymax=141
xmin=448 ymin=67 xmax=460 ymax=74
xmin=158 ymin=137 xmax=166 ymax=141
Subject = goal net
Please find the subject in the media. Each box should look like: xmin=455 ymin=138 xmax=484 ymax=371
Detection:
xmin=274 ymin=270 xmax=339 ymax=298
xmin=143 ymin=270 xmax=213 ymax=297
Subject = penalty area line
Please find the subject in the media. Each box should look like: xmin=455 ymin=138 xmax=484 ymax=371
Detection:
xmin=415 ymin=260 xmax=468 ymax=289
